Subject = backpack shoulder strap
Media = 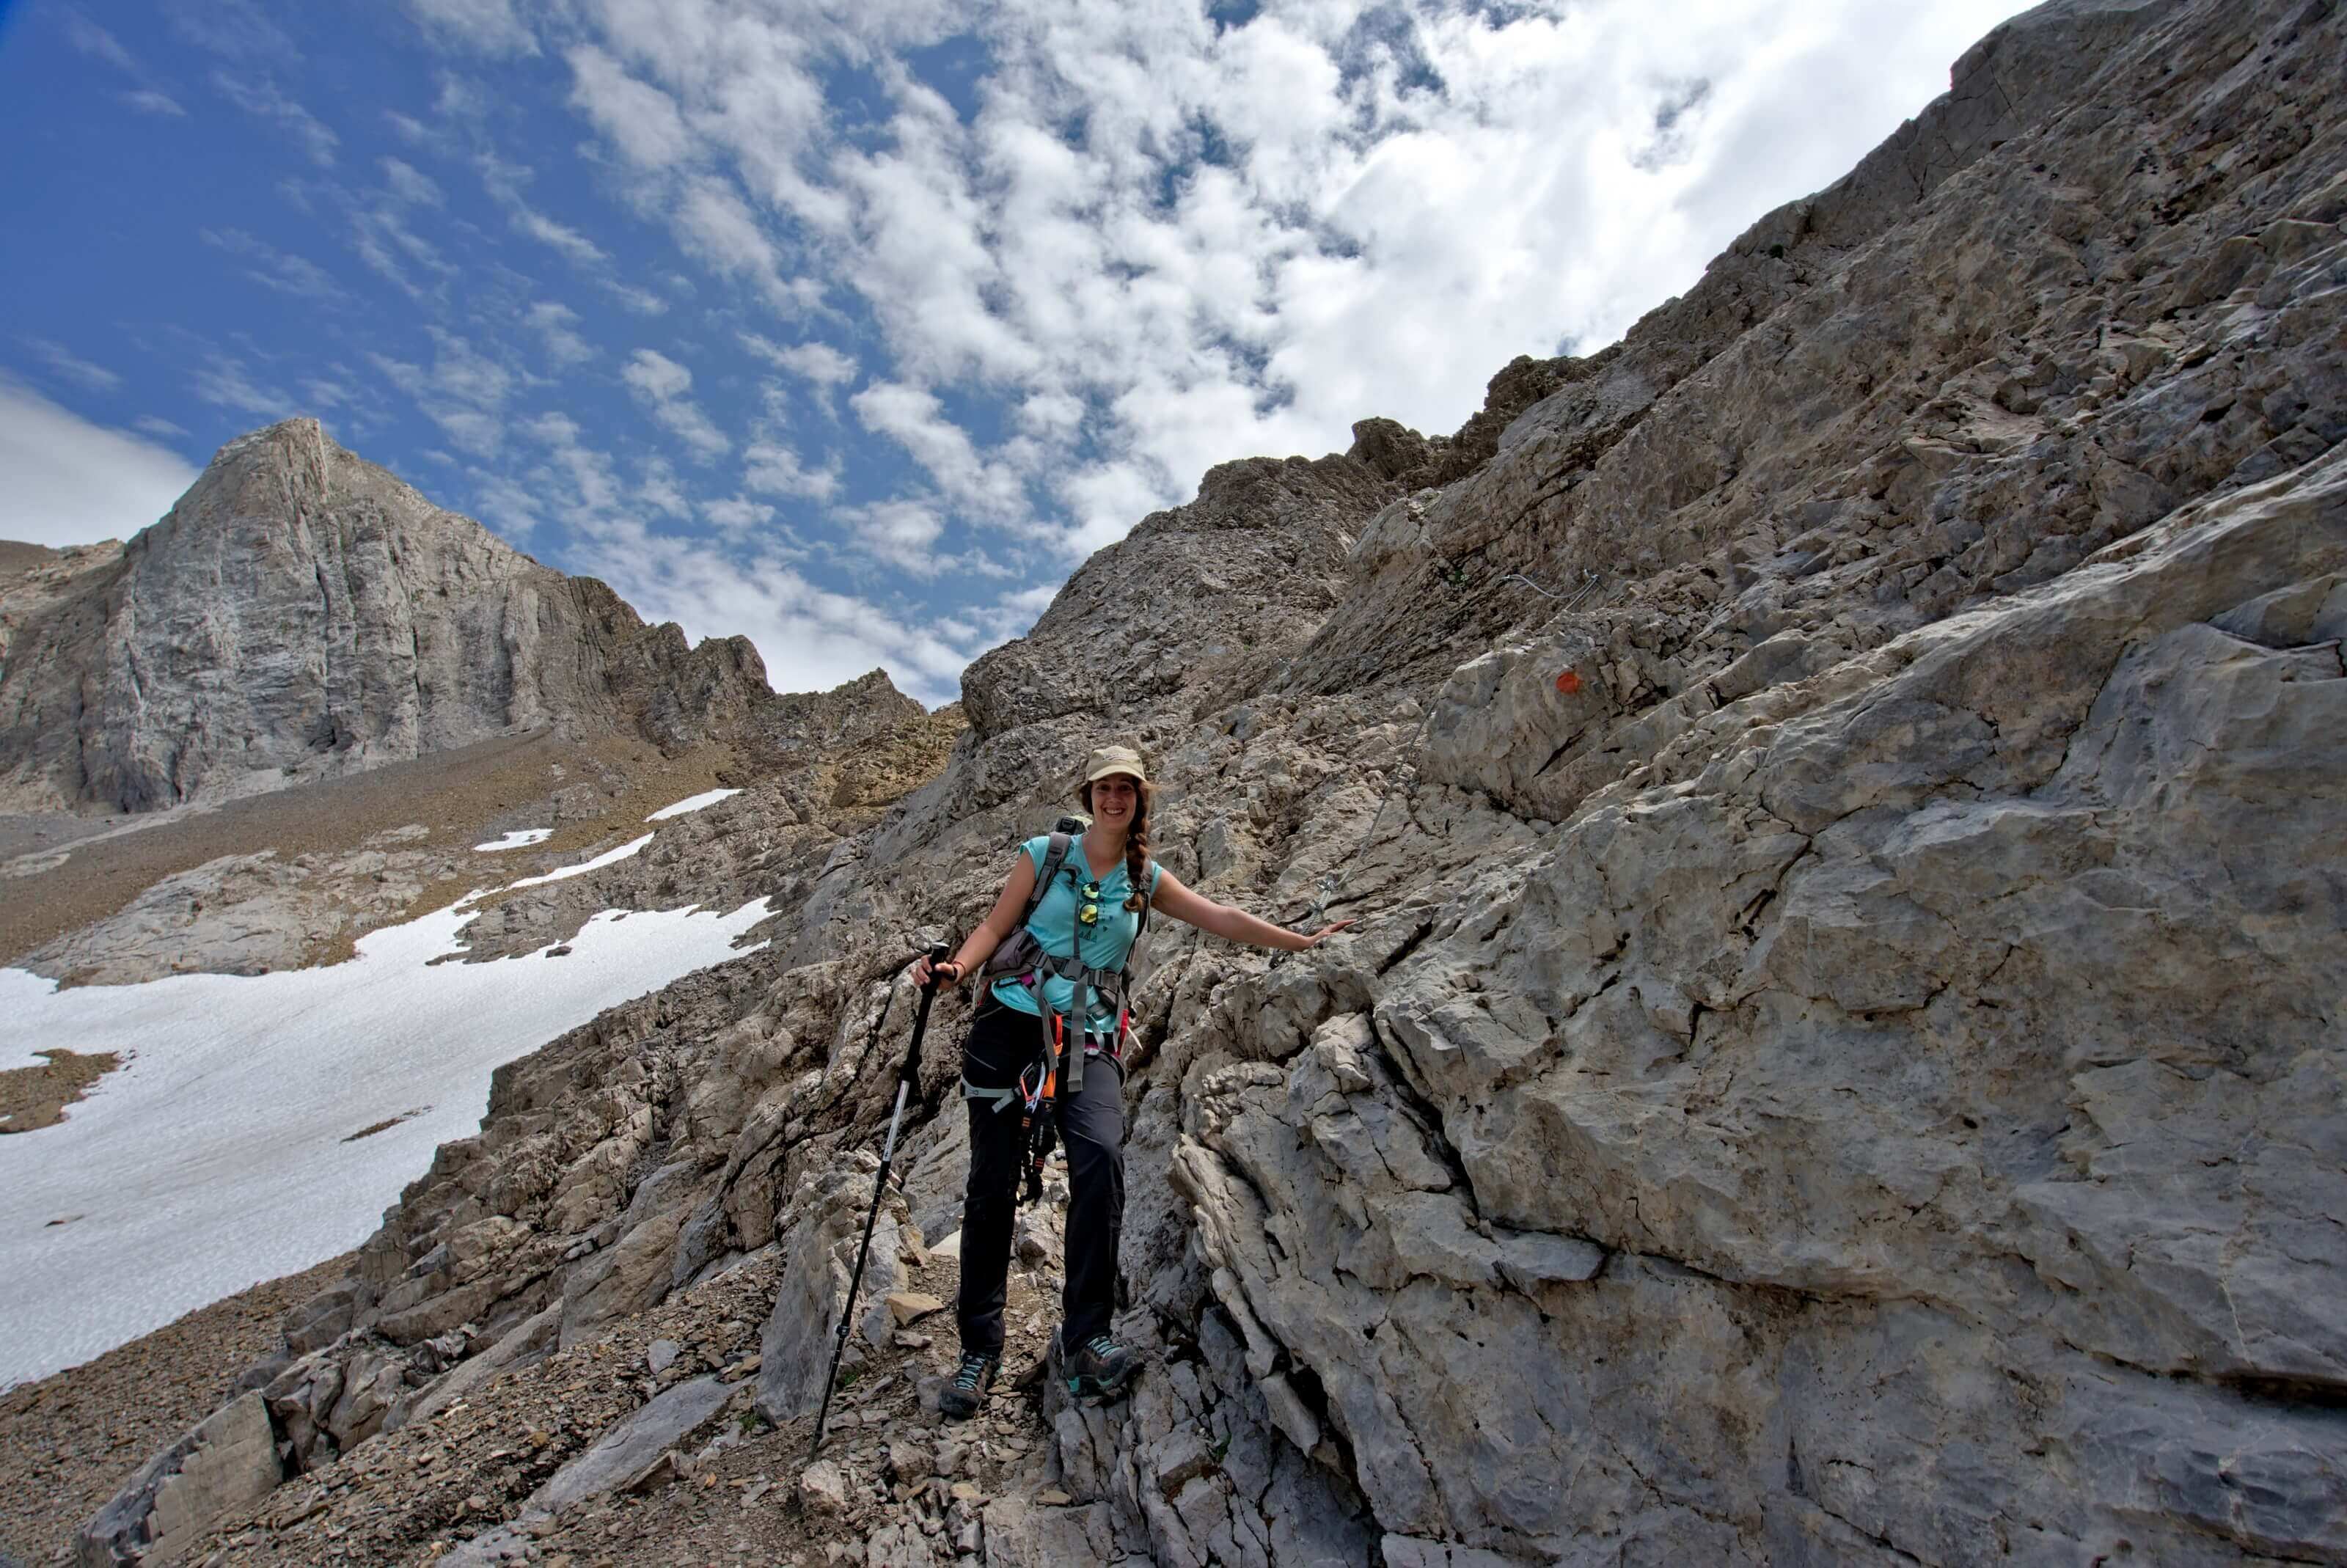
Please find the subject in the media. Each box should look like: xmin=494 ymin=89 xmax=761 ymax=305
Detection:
xmin=1022 ymin=832 xmax=1074 ymax=927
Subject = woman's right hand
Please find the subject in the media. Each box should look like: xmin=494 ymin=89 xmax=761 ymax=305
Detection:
xmin=914 ymin=954 xmax=964 ymax=989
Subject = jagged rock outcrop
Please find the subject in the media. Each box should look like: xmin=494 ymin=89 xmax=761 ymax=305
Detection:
xmin=59 ymin=0 xmax=2347 ymax=1563
xmin=0 ymin=419 xmax=772 ymax=814
xmin=956 ymin=453 xmax=1391 ymax=740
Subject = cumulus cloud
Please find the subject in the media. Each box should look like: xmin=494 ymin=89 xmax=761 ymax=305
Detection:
xmin=567 ymin=46 xmax=695 ymax=171
xmin=0 ymin=380 xmax=200 ymax=548
xmin=852 ymin=381 xmax=1030 ymax=522
xmin=744 ymin=440 xmax=841 ymax=501
xmin=701 ymin=494 xmax=777 ymax=537
xmin=528 ymin=0 xmax=2031 ymax=575
xmin=369 ymin=0 xmax=2039 ymax=700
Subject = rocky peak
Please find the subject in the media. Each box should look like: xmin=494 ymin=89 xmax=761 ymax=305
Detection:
xmin=0 ymin=420 xmax=776 ymax=814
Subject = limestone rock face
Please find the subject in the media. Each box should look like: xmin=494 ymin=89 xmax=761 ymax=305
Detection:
xmin=958 ymin=453 xmax=1390 ymax=741
xmin=0 ymin=420 xmax=769 ymax=814
xmin=71 ymin=0 xmax=2347 ymax=1563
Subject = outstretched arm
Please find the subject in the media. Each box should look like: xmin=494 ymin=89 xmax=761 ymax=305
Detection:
xmin=1150 ymin=868 xmax=1352 ymax=953
xmin=915 ymin=851 xmax=1038 ymax=986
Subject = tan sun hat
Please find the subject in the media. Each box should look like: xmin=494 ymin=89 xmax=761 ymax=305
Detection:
xmin=1082 ymin=744 xmax=1148 ymax=785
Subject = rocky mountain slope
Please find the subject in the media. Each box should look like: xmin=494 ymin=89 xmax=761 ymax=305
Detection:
xmin=27 ymin=0 xmax=2347 ymax=1562
xmin=0 ymin=420 xmax=769 ymax=815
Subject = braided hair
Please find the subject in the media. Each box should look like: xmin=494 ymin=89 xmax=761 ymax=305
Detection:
xmin=1082 ymin=774 xmax=1154 ymax=910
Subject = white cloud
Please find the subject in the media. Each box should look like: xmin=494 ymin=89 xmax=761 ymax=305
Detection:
xmin=202 ymin=227 xmax=344 ymax=299
xmin=191 ymin=358 xmax=294 ymax=421
xmin=171 ymin=0 xmax=300 ymax=64
xmin=837 ymin=496 xmax=949 ymax=576
xmin=381 ymin=157 xmax=444 ymax=206
xmin=541 ymin=0 xmax=2033 ymax=588
xmin=742 ymin=334 xmax=857 ymax=390
xmin=477 ymin=152 xmax=609 ymax=267
xmin=851 ymin=381 xmax=1029 ymax=521
xmin=575 ymin=525 xmax=978 ymax=703
xmin=122 ymin=91 xmax=188 ymax=117
xmin=23 ymin=338 xmax=121 ymax=392
xmin=135 ymin=416 xmax=191 ymax=439
xmin=210 ymin=72 xmax=339 ymax=166
xmin=743 ymin=439 xmax=841 ymax=501
xmin=701 ymin=494 xmax=777 ymax=537
xmin=673 ymin=177 xmax=805 ymax=307
xmin=620 ymin=348 xmax=692 ymax=401
xmin=637 ymin=455 xmax=690 ymax=518
xmin=64 ymin=16 xmax=139 ymax=73
xmin=370 ymin=329 xmax=516 ymax=455
xmin=405 ymin=0 xmax=538 ymax=56
xmin=0 ymin=380 xmax=199 ymax=548
xmin=621 ymin=348 xmax=730 ymax=461
xmin=604 ymin=279 xmax=670 ymax=315
xmin=525 ymin=301 xmax=596 ymax=366
xmin=512 ymin=207 xmax=608 ymax=266
xmin=567 ymin=46 xmax=695 ymax=171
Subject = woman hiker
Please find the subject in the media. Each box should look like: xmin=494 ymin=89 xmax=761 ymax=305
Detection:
xmin=911 ymin=744 xmax=1351 ymax=1418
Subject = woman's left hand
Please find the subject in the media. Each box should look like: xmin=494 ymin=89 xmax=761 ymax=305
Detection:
xmin=1297 ymin=920 xmax=1355 ymax=949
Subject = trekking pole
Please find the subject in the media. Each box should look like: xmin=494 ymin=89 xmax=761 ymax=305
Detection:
xmin=811 ymin=940 xmax=950 ymax=1458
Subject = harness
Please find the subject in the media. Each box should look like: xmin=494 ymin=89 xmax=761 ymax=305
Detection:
xmin=962 ymin=830 xmax=1154 ymax=1203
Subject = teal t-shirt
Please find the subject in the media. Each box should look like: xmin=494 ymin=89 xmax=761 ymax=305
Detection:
xmin=990 ymin=835 xmax=1162 ymax=1029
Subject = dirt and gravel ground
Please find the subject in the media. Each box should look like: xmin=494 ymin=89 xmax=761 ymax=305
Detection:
xmin=0 ymin=1049 xmax=120 ymax=1135
xmin=0 ymin=1253 xmax=356 ymax=1565
xmin=175 ymin=1240 xmax=1069 ymax=1567
xmin=0 ymin=733 xmax=742 ymax=973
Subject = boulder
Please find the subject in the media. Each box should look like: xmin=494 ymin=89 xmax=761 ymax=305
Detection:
xmin=76 ymin=1393 xmax=283 ymax=1567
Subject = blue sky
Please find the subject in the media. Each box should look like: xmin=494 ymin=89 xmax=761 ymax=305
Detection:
xmin=0 ymin=0 xmax=2032 ymax=705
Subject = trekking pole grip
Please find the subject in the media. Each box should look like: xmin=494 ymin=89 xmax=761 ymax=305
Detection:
xmin=901 ymin=942 xmax=951 ymax=1088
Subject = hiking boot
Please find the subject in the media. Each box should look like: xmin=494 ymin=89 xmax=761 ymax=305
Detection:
xmin=1066 ymin=1333 xmax=1138 ymax=1402
xmin=940 ymin=1352 xmax=997 ymax=1420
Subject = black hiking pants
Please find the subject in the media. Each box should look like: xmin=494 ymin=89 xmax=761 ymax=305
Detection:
xmin=956 ymin=998 xmax=1124 ymax=1360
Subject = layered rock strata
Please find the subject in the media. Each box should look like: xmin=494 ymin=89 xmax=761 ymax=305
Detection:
xmin=59 ymin=0 xmax=2347 ymax=1562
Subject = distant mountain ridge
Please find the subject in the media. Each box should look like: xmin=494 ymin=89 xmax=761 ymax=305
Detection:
xmin=0 ymin=419 xmax=780 ymax=815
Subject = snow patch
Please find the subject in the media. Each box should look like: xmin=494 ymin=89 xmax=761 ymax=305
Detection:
xmin=473 ymin=828 xmax=554 ymax=852
xmin=505 ymin=833 xmax=653 ymax=890
xmin=646 ymin=788 xmax=742 ymax=821
xmin=0 ymin=895 xmax=772 ymax=1389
